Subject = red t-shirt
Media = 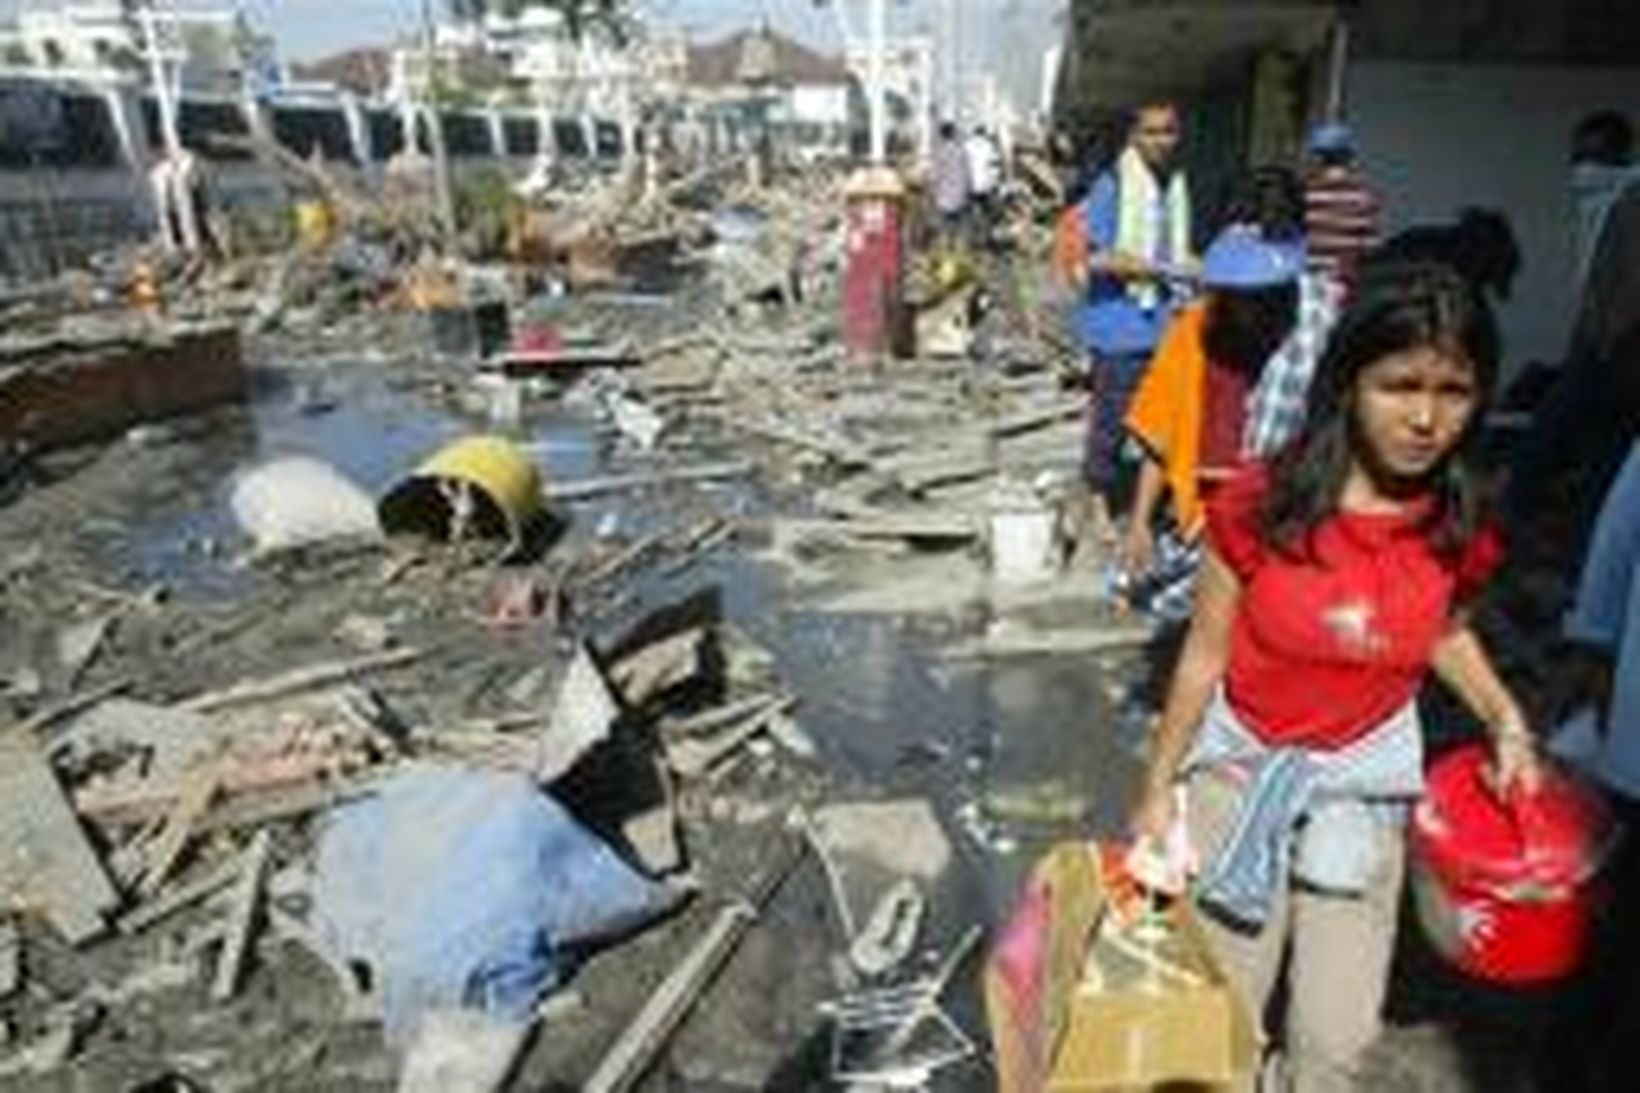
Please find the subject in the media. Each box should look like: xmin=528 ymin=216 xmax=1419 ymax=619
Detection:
xmin=1207 ymin=464 xmax=1502 ymax=750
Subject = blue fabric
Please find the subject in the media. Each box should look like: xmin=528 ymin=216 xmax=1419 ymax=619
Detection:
xmin=1567 ymin=442 xmax=1640 ymax=649
xmin=312 ymin=764 xmax=674 ymax=1042
xmin=1075 ymin=172 xmax=1179 ymax=355
xmin=1184 ymin=693 xmax=1424 ymax=929
xmin=1565 ymin=443 xmax=1640 ymax=797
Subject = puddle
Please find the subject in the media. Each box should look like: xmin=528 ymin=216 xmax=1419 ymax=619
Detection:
xmin=119 ymin=361 xmax=602 ymax=598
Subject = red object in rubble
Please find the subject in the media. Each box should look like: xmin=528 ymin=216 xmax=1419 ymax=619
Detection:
xmin=1410 ymin=743 xmax=1618 ymax=985
xmin=841 ymin=167 xmax=906 ymax=359
xmin=511 ymin=323 xmax=563 ymax=357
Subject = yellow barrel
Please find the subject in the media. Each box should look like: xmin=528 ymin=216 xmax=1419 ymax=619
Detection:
xmin=378 ymin=435 xmax=546 ymax=551
xmin=294 ymin=200 xmax=336 ymax=251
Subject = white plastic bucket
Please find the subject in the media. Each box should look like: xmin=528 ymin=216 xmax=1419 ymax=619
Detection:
xmin=990 ymin=506 xmax=1059 ymax=586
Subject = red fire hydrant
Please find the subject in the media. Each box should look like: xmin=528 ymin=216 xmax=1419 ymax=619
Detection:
xmin=841 ymin=166 xmax=907 ymax=360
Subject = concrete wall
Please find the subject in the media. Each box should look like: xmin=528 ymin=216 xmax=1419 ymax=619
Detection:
xmin=1347 ymin=60 xmax=1640 ymax=373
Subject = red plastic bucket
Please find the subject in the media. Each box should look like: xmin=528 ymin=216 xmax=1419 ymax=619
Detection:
xmin=1410 ymin=744 xmax=1617 ymax=985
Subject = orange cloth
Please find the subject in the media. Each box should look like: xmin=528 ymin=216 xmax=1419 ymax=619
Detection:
xmin=1126 ymin=301 xmax=1210 ymax=537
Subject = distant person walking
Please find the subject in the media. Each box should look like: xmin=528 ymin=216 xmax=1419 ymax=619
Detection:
xmin=965 ymin=125 xmax=1003 ymax=228
xmin=1303 ymin=122 xmax=1381 ymax=291
xmin=1073 ymin=99 xmax=1195 ymax=539
xmin=931 ymin=121 xmax=972 ymax=249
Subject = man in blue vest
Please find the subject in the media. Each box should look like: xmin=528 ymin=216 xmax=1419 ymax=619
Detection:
xmin=1075 ymin=100 xmax=1196 ymax=541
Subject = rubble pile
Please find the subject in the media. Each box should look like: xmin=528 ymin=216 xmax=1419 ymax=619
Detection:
xmin=0 ymin=154 xmax=1138 ymax=1091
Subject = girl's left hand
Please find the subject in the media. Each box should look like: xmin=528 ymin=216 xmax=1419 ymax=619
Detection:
xmin=1491 ymin=729 xmax=1544 ymax=795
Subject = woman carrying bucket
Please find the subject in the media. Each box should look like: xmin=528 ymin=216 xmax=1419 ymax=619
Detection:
xmin=1127 ymin=260 xmax=1541 ymax=1093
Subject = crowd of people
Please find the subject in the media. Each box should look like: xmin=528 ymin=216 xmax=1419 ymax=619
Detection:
xmin=1049 ymin=97 xmax=1640 ymax=1093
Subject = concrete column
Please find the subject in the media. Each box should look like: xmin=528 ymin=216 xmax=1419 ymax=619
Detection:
xmin=341 ymin=93 xmax=369 ymax=164
xmin=486 ymin=105 xmax=506 ymax=159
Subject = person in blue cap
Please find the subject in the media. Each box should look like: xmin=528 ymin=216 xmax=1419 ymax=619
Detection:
xmin=1304 ymin=121 xmax=1381 ymax=291
xmin=1119 ymin=221 xmax=1302 ymax=616
xmin=1119 ymin=168 xmax=1319 ymax=615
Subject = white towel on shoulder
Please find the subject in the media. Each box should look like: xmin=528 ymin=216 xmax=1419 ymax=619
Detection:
xmin=1114 ymin=145 xmax=1192 ymax=311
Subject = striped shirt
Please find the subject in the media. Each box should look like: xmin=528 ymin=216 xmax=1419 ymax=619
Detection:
xmin=1243 ymin=271 xmax=1345 ymax=458
xmin=1305 ymin=169 xmax=1382 ymax=285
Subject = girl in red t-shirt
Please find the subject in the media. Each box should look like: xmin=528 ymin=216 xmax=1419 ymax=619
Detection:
xmin=1129 ymin=261 xmax=1540 ymax=1092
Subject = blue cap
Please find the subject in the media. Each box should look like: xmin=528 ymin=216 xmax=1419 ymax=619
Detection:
xmin=1308 ymin=121 xmax=1354 ymax=155
xmin=1201 ymin=225 xmax=1303 ymax=289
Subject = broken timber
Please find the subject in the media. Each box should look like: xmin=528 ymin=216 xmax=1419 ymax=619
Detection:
xmin=179 ymin=647 xmax=426 ymax=714
xmin=552 ymin=461 xmax=753 ymax=502
xmin=211 ymin=829 xmax=272 ymax=1001
xmin=139 ymin=763 xmax=222 ymax=897
xmin=583 ymin=841 xmax=806 ymax=1093
xmin=666 ymin=695 xmax=798 ymax=779
xmin=118 ymin=854 xmax=244 ymax=935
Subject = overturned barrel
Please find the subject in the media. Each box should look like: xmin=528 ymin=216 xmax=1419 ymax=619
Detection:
xmin=378 ymin=435 xmax=545 ymax=553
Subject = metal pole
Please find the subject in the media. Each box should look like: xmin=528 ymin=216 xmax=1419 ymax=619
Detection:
xmin=867 ymin=0 xmax=887 ymax=164
xmin=139 ymin=5 xmax=181 ymax=159
xmin=420 ymin=0 xmax=457 ymax=249
xmin=1325 ymin=18 xmax=1350 ymax=121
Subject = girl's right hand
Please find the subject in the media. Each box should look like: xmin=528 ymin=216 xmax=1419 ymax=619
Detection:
xmin=1128 ymin=781 xmax=1177 ymax=845
xmin=1121 ymin=521 xmax=1156 ymax=581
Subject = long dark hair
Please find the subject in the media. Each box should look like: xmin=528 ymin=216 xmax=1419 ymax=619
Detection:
xmin=1205 ymin=283 xmax=1299 ymax=377
xmin=1261 ymin=260 xmax=1500 ymax=558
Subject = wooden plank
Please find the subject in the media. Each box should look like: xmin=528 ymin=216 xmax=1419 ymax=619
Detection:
xmin=0 ymin=733 xmax=120 ymax=945
xmin=552 ymin=461 xmax=754 ymax=502
xmin=988 ymin=399 xmax=1083 ymax=438
xmin=76 ymin=775 xmax=378 ymax=831
xmin=666 ymin=696 xmax=797 ymax=779
xmin=178 ymin=647 xmax=426 ymax=714
xmin=118 ymin=854 xmax=243 ymax=936
xmin=659 ymin=692 xmax=786 ymax=739
xmin=211 ymin=829 xmax=271 ymax=1002
xmin=722 ymin=416 xmax=874 ymax=466
xmin=583 ymin=844 xmax=805 ymax=1093
xmin=139 ymin=764 xmax=222 ymax=897
xmin=21 ymin=678 xmax=135 ymax=737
